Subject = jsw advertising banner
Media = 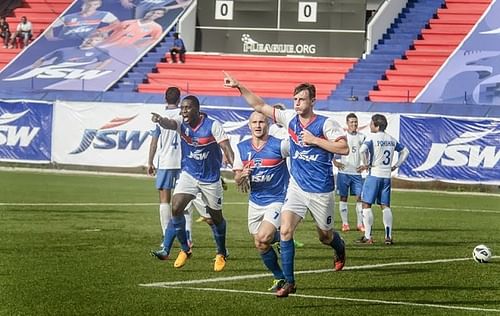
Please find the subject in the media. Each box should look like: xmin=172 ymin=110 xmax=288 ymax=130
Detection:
xmin=0 ymin=101 xmax=52 ymax=162
xmin=399 ymin=115 xmax=500 ymax=185
xmin=0 ymin=0 xmax=193 ymax=91
xmin=415 ymin=0 xmax=500 ymax=105
xmin=52 ymin=101 xmax=401 ymax=168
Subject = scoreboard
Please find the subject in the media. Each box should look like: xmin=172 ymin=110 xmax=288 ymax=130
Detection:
xmin=195 ymin=0 xmax=366 ymax=57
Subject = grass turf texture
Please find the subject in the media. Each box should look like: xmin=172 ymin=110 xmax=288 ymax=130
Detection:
xmin=0 ymin=170 xmax=499 ymax=315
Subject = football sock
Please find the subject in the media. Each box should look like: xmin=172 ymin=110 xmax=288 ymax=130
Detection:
xmin=330 ymin=231 xmax=345 ymax=255
xmin=382 ymin=207 xmax=393 ymax=239
xmin=162 ymin=221 xmax=176 ymax=254
xmin=356 ymin=202 xmax=363 ymax=226
xmin=210 ymin=219 xmax=227 ymax=256
xmin=159 ymin=203 xmax=171 ymax=234
xmin=184 ymin=210 xmax=193 ymax=245
xmin=280 ymin=239 xmax=295 ymax=284
xmin=339 ymin=201 xmax=349 ymax=225
xmin=362 ymin=208 xmax=374 ymax=239
xmin=260 ymin=247 xmax=285 ymax=280
xmin=172 ymin=215 xmax=190 ymax=252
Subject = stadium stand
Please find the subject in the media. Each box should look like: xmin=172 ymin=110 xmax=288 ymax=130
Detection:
xmin=329 ymin=0 xmax=445 ymax=101
xmin=0 ymin=0 xmax=72 ymax=69
xmin=137 ymin=54 xmax=357 ymax=100
xmin=369 ymin=0 xmax=492 ymax=102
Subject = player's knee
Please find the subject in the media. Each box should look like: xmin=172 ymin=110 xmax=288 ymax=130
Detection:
xmin=206 ymin=207 xmax=224 ymax=224
xmin=279 ymin=227 xmax=293 ymax=240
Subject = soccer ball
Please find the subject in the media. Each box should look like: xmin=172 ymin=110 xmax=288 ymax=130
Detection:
xmin=472 ymin=244 xmax=492 ymax=263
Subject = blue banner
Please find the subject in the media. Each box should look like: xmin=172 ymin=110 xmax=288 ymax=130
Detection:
xmin=415 ymin=0 xmax=500 ymax=105
xmin=0 ymin=101 xmax=53 ymax=162
xmin=0 ymin=0 xmax=192 ymax=91
xmin=399 ymin=115 xmax=500 ymax=184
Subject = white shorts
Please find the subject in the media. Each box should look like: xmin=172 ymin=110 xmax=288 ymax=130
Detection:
xmin=248 ymin=201 xmax=282 ymax=235
xmin=185 ymin=193 xmax=211 ymax=218
xmin=282 ymin=177 xmax=335 ymax=231
xmin=174 ymin=171 xmax=223 ymax=210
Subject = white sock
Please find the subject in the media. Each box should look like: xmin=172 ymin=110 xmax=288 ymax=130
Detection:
xmin=362 ymin=208 xmax=374 ymax=239
xmin=159 ymin=203 xmax=171 ymax=235
xmin=184 ymin=208 xmax=193 ymax=244
xmin=382 ymin=207 xmax=393 ymax=239
xmin=339 ymin=201 xmax=349 ymax=225
xmin=356 ymin=202 xmax=363 ymax=226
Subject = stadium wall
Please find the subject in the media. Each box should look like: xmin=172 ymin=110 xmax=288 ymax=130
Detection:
xmin=1 ymin=99 xmax=498 ymax=186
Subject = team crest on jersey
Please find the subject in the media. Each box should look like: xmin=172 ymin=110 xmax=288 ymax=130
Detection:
xmin=253 ymin=158 xmax=262 ymax=167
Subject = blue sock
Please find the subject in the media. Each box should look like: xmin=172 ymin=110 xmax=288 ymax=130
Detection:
xmin=162 ymin=221 xmax=176 ymax=254
xmin=172 ymin=215 xmax=190 ymax=252
xmin=280 ymin=239 xmax=295 ymax=284
xmin=210 ymin=219 xmax=227 ymax=256
xmin=261 ymin=247 xmax=284 ymax=280
xmin=330 ymin=231 xmax=345 ymax=255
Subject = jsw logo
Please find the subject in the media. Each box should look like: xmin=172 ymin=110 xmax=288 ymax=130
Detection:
xmin=5 ymin=62 xmax=112 ymax=81
xmin=187 ymin=149 xmax=209 ymax=160
xmin=64 ymin=26 xmax=94 ymax=35
xmin=0 ymin=110 xmax=39 ymax=147
xmin=414 ymin=130 xmax=500 ymax=171
xmin=70 ymin=115 xmax=149 ymax=154
xmin=293 ymin=150 xmax=319 ymax=162
xmin=251 ymin=173 xmax=274 ymax=183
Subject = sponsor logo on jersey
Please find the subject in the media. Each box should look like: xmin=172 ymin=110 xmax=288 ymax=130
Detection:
xmin=187 ymin=149 xmax=210 ymax=160
xmin=293 ymin=149 xmax=319 ymax=161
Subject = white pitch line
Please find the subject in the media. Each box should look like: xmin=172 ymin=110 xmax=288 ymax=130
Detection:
xmin=154 ymin=285 xmax=500 ymax=313
xmin=140 ymin=257 xmax=500 ymax=313
xmin=1 ymin=202 xmax=499 ymax=214
xmin=140 ymin=256 xmax=497 ymax=287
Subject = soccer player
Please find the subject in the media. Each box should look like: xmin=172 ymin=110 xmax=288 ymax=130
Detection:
xmin=223 ymin=71 xmax=348 ymax=297
xmin=233 ymin=111 xmax=289 ymax=292
xmin=46 ymin=0 xmax=118 ymax=41
xmin=119 ymin=0 xmax=192 ymax=19
xmin=333 ymin=113 xmax=366 ymax=233
xmin=151 ymin=95 xmax=234 ymax=272
xmin=357 ymin=114 xmax=409 ymax=245
xmin=148 ymin=87 xmax=196 ymax=259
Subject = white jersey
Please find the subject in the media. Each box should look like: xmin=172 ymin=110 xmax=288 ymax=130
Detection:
xmin=151 ymin=108 xmax=181 ymax=170
xmin=360 ymin=131 xmax=405 ymax=178
xmin=269 ymin=123 xmax=288 ymax=140
xmin=336 ymin=131 xmax=366 ymax=175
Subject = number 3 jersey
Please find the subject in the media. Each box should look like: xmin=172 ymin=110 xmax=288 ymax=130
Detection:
xmin=233 ymin=136 xmax=290 ymax=206
xmin=360 ymin=131 xmax=405 ymax=178
xmin=150 ymin=108 xmax=181 ymax=170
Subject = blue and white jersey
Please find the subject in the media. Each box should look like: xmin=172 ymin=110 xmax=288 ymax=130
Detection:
xmin=336 ymin=131 xmax=366 ymax=175
xmin=274 ymin=109 xmax=345 ymax=193
xmin=134 ymin=0 xmax=177 ymax=18
xmin=233 ymin=136 xmax=290 ymax=206
xmin=150 ymin=108 xmax=181 ymax=170
xmin=360 ymin=131 xmax=405 ymax=178
xmin=52 ymin=11 xmax=118 ymax=39
xmin=175 ymin=114 xmax=227 ymax=183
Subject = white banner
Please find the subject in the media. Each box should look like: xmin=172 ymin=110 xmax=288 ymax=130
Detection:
xmin=53 ymin=101 xmax=164 ymax=167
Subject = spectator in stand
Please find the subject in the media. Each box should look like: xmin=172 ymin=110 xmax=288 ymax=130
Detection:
xmin=9 ymin=16 xmax=32 ymax=49
xmin=169 ymin=32 xmax=185 ymax=63
xmin=0 ymin=16 xmax=11 ymax=48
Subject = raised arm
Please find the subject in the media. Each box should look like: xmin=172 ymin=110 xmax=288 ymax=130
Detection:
xmin=223 ymin=71 xmax=274 ymax=119
xmin=151 ymin=112 xmax=178 ymax=130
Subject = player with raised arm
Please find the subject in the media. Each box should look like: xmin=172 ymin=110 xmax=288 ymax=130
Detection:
xmin=151 ymin=95 xmax=234 ymax=272
xmin=357 ymin=114 xmax=410 ymax=245
xmin=333 ymin=113 xmax=366 ymax=233
xmin=234 ymin=111 xmax=290 ymax=292
xmin=223 ymin=71 xmax=348 ymax=298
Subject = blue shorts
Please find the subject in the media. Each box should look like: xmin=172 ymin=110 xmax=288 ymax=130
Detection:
xmin=156 ymin=169 xmax=180 ymax=190
xmin=361 ymin=176 xmax=391 ymax=206
xmin=336 ymin=173 xmax=363 ymax=197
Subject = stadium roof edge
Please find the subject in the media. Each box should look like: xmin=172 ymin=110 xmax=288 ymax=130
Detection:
xmin=1 ymin=90 xmax=499 ymax=118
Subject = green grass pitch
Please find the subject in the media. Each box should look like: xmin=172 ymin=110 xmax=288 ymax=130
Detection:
xmin=1 ymin=169 xmax=499 ymax=315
